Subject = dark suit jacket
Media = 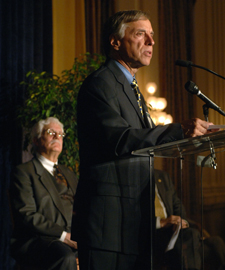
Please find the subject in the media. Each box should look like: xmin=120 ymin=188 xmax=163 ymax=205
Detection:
xmin=73 ymin=59 xmax=184 ymax=255
xmin=10 ymin=157 xmax=78 ymax=255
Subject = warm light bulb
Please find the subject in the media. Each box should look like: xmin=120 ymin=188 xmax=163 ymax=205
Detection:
xmin=147 ymin=96 xmax=157 ymax=110
xmin=164 ymin=114 xmax=173 ymax=124
xmin=158 ymin=112 xmax=166 ymax=124
xmin=155 ymin=98 xmax=167 ymax=111
xmin=146 ymin=82 xmax=157 ymax=95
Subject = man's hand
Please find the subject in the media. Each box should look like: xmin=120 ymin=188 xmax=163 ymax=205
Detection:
xmin=63 ymin=233 xmax=78 ymax=249
xmin=160 ymin=215 xmax=188 ymax=231
xmin=181 ymin=118 xmax=219 ymax=138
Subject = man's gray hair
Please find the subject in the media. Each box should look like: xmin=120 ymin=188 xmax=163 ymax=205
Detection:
xmin=31 ymin=117 xmax=64 ymax=141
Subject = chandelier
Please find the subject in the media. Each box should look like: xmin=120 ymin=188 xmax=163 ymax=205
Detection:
xmin=146 ymin=82 xmax=173 ymax=125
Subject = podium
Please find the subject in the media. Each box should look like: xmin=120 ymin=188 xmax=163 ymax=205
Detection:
xmin=132 ymin=130 xmax=225 ymax=269
xmin=132 ymin=130 xmax=225 ymax=158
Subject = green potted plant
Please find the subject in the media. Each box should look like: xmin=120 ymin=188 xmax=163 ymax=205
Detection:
xmin=18 ymin=53 xmax=105 ymax=175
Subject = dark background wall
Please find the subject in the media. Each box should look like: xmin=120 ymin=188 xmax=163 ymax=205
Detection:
xmin=0 ymin=1 xmax=52 ymax=269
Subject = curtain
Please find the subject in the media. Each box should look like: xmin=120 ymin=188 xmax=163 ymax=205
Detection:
xmin=193 ymin=1 xmax=225 ymax=237
xmin=158 ymin=0 xmax=196 ymax=216
xmin=52 ymin=0 xmax=86 ymax=75
xmin=85 ymin=0 xmax=115 ymax=54
xmin=0 ymin=0 xmax=52 ymax=268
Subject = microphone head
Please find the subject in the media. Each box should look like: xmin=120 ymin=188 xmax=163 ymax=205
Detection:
xmin=184 ymin=81 xmax=199 ymax=94
xmin=175 ymin=59 xmax=193 ymax=67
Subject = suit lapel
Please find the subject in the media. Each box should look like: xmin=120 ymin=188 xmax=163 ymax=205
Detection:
xmin=32 ymin=158 xmax=67 ymax=218
xmin=107 ymin=60 xmax=146 ymax=127
xmin=58 ymin=164 xmax=76 ymax=195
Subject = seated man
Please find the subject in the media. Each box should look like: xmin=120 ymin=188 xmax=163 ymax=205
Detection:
xmin=154 ymin=169 xmax=225 ymax=270
xmin=10 ymin=117 xmax=78 ymax=270
xmin=153 ymin=169 xmax=201 ymax=270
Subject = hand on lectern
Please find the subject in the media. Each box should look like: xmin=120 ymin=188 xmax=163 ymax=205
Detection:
xmin=181 ymin=118 xmax=218 ymax=138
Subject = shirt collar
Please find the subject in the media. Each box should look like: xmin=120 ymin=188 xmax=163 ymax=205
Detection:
xmin=36 ymin=153 xmax=57 ymax=175
xmin=113 ymin=60 xmax=134 ymax=85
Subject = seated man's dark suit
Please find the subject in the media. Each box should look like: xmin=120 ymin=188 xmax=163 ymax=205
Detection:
xmin=10 ymin=156 xmax=78 ymax=269
xmin=154 ymin=169 xmax=201 ymax=270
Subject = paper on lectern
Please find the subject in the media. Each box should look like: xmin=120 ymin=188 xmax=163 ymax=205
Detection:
xmin=208 ymin=125 xmax=225 ymax=130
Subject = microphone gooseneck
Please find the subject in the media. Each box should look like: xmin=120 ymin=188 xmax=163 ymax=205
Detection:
xmin=176 ymin=59 xmax=225 ymax=80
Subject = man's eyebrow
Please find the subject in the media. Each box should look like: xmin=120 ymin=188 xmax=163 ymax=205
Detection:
xmin=136 ymin=28 xmax=146 ymax=32
xmin=136 ymin=29 xmax=154 ymax=35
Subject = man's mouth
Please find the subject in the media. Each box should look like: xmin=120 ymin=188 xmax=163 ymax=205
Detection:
xmin=143 ymin=51 xmax=152 ymax=57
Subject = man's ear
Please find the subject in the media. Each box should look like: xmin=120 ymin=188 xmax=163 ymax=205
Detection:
xmin=110 ymin=35 xmax=121 ymax=51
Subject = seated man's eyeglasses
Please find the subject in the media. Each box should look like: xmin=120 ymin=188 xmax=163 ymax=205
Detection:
xmin=45 ymin=128 xmax=66 ymax=138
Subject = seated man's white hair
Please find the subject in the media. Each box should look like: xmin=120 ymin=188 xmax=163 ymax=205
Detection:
xmin=31 ymin=117 xmax=64 ymax=141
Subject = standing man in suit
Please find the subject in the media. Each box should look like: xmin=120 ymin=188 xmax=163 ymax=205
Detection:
xmin=154 ymin=169 xmax=201 ymax=270
xmin=10 ymin=117 xmax=78 ymax=270
xmin=72 ymin=10 xmax=217 ymax=270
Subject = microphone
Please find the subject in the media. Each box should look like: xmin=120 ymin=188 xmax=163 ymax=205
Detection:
xmin=185 ymin=81 xmax=225 ymax=116
xmin=175 ymin=59 xmax=225 ymax=80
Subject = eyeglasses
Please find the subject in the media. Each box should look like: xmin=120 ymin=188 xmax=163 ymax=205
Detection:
xmin=45 ymin=129 xmax=66 ymax=138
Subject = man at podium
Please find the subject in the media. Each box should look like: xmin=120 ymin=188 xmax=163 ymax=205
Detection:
xmin=72 ymin=9 xmax=217 ymax=270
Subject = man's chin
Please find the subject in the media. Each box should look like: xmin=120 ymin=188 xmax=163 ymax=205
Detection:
xmin=131 ymin=60 xmax=151 ymax=69
xmin=142 ymin=59 xmax=151 ymax=67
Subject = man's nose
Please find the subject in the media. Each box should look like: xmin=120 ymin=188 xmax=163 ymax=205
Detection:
xmin=54 ymin=132 xmax=61 ymax=139
xmin=146 ymin=35 xmax=155 ymax=46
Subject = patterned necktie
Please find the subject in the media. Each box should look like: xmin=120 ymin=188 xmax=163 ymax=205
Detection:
xmin=54 ymin=164 xmax=68 ymax=186
xmin=155 ymin=189 xmax=166 ymax=219
xmin=131 ymin=77 xmax=144 ymax=118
